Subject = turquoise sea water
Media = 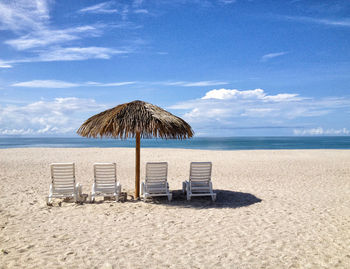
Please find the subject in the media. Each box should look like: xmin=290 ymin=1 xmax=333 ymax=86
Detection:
xmin=1 ymin=137 xmax=350 ymax=150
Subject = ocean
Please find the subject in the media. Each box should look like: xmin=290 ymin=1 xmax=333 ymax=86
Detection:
xmin=1 ymin=136 xmax=350 ymax=150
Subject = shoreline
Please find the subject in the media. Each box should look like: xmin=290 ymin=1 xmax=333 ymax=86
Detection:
xmin=2 ymin=147 xmax=350 ymax=151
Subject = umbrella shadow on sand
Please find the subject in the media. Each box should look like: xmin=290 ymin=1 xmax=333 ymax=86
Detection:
xmin=145 ymin=189 xmax=262 ymax=209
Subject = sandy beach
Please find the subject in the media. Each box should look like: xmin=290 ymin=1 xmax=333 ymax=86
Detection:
xmin=0 ymin=148 xmax=349 ymax=268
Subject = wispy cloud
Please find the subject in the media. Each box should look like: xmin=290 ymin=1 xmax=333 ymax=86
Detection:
xmin=261 ymin=51 xmax=288 ymax=62
xmin=294 ymin=127 xmax=350 ymax=136
xmin=79 ymin=1 xmax=118 ymax=14
xmin=0 ymin=46 xmax=130 ymax=67
xmin=0 ymin=0 xmax=133 ymax=67
xmin=5 ymin=25 xmax=102 ymax=50
xmin=219 ymin=0 xmax=237 ymax=4
xmin=0 ymin=0 xmax=50 ymax=32
xmin=37 ymin=46 xmax=129 ymax=61
xmin=11 ymin=80 xmax=137 ymax=88
xmin=12 ymin=80 xmax=80 ymax=88
xmin=0 ymin=97 xmax=105 ymax=135
xmin=88 ymin=81 xmax=136 ymax=87
xmin=10 ymin=79 xmax=229 ymax=88
xmin=0 ymin=60 xmax=12 ymax=68
xmin=134 ymin=9 xmax=149 ymax=14
xmin=79 ymin=1 xmax=150 ymax=18
xmin=283 ymin=16 xmax=350 ymax=27
xmin=158 ymin=81 xmax=229 ymax=87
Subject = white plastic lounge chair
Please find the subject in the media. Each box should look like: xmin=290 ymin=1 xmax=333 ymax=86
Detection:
xmin=48 ymin=163 xmax=82 ymax=204
xmin=183 ymin=162 xmax=216 ymax=201
xmin=140 ymin=162 xmax=172 ymax=201
xmin=91 ymin=163 xmax=121 ymax=202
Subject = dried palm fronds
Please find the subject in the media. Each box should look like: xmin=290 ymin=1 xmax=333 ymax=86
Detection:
xmin=77 ymin=100 xmax=193 ymax=139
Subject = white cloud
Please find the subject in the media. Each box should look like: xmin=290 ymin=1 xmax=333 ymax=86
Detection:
xmin=184 ymin=107 xmax=232 ymax=120
xmin=0 ymin=128 xmax=35 ymax=135
xmin=183 ymin=81 xmax=229 ymax=87
xmin=5 ymin=25 xmax=101 ymax=50
xmin=0 ymin=1 xmax=131 ymax=66
xmin=0 ymin=97 xmax=106 ymax=135
xmin=201 ymin=88 xmax=300 ymax=102
xmin=134 ymin=9 xmax=149 ymax=14
xmin=79 ymin=1 xmax=150 ymax=18
xmin=79 ymin=1 xmax=118 ymax=14
xmin=11 ymin=80 xmax=136 ymax=88
xmin=294 ymin=127 xmax=350 ymax=136
xmin=202 ymin=88 xmax=263 ymax=100
xmin=169 ymin=88 xmax=350 ymax=134
xmin=0 ymin=60 xmax=12 ymax=68
xmin=0 ymin=46 xmax=130 ymax=67
xmin=284 ymin=16 xmax=350 ymax=27
xmin=10 ymin=79 xmax=232 ymax=89
xmin=159 ymin=81 xmax=229 ymax=87
xmin=10 ymin=79 xmax=229 ymax=88
xmin=37 ymin=46 xmax=129 ymax=61
xmin=261 ymin=52 xmax=288 ymax=62
xmin=241 ymin=108 xmax=277 ymax=117
xmin=12 ymin=80 xmax=79 ymax=88
xmin=264 ymin=93 xmax=299 ymax=102
xmin=219 ymin=0 xmax=236 ymax=4
xmin=89 ymin=81 xmax=136 ymax=87
xmin=0 ymin=0 xmax=50 ymax=32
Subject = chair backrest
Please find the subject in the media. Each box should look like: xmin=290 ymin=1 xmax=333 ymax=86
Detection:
xmin=146 ymin=162 xmax=168 ymax=183
xmin=189 ymin=162 xmax=212 ymax=182
xmin=50 ymin=163 xmax=75 ymax=193
xmin=94 ymin=163 xmax=116 ymax=187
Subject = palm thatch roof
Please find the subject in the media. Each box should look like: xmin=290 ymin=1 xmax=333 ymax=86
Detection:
xmin=77 ymin=100 xmax=194 ymax=139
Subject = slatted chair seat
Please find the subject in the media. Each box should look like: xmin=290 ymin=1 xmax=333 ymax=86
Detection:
xmin=47 ymin=163 xmax=82 ymax=204
xmin=91 ymin=163 xmax=121 ymax=202
xmin=141 ymin=162 xmax=172 ymax=201
xmin=183 ymin=162 xmax=216 ymax=201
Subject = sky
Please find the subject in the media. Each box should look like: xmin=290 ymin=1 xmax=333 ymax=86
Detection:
xmin=0 ymin=0 xmax=349 ymax=137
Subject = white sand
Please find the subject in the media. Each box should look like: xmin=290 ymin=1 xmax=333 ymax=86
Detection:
xmin=0 ymin=148 xmax=349 ymax=268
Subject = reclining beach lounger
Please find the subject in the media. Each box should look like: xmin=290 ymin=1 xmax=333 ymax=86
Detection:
xmin=91 ymin=163 xmax=121 ymax=202
xmin=141 ymin=162 xmax=172 ymax=201
xmin=47 ymin=163 xmax=82 ymax=204
xmin=183 ymin=162 xmax=216 ymax=201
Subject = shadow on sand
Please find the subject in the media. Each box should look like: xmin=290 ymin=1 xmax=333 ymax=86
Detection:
xmin=146 ymin=189 xmax=262 ymax=209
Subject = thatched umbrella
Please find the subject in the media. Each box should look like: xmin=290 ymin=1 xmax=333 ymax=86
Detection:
xmin=77 ymin=100 xmax=193 ymax=199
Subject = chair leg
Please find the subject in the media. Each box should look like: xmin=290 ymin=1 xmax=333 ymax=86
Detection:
xmin=47 ymin=184 xmax=53 ymax=205
xmin=114 ymin=183 xmax=120 ymax=202
xmin=186 ymin=182 xmax=191 ymax=201
xmin=141 ymin=182 xmax=145 ymax=198
xmin=209 ymin=182 xmax=216 ymax=201
xmin=114 ymin=189 xmax=119 ymax=202
xmin=143 ymin=193 xmax=149 ymax=201
xmin=115 ymin=190 xmax=119 ymax=202
xmin=91 ymin=183 xmax=95 ymax=203
xmin=76 ymin=183 xmax=82 ymax=202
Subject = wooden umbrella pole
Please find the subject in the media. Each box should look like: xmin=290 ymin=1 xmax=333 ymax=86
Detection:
xmin=135 ymin=132 xmax=141 ymax=199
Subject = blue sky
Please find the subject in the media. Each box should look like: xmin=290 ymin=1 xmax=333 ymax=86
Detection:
xmin=0 ymin=0 xmax=349 ymax=136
